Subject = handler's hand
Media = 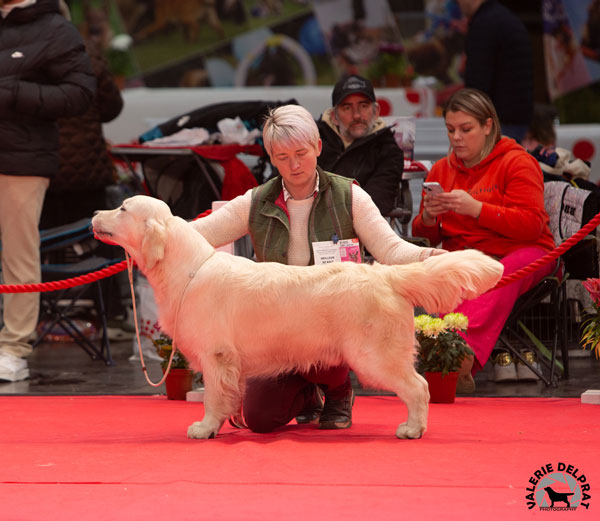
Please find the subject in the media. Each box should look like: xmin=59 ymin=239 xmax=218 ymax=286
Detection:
xmin=419 ymin=247 xmax=448 ymax=260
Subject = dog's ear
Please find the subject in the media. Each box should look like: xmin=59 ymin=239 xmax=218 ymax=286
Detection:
xmin=140 ymin=218 xmax=167 ymax=271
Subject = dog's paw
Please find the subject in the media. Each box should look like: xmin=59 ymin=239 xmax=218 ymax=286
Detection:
xmin=187 ymin=421 xmax=218 ymax=439
xmin=395 ymin=422 xmax=426 ymax=439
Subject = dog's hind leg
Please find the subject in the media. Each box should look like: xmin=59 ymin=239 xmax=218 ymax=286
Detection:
xmin=367 ymin=364 xmax=429 ymax=439
xmin=350 ymin=336 xmax=429 ymax=439
xmin=188 ymin=349 xmax=243 ymax=439
xmin=392 ymin=371 xmax=429 ymax=439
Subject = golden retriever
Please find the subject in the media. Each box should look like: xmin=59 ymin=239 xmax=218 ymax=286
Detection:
xmin=92 ymin=195 xmax=503 ymax=440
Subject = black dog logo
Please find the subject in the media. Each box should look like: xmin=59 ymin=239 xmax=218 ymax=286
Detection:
xmin=544 ymin=486 xmax=575 ymax=507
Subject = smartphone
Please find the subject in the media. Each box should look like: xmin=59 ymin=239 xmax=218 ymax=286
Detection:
xmin=423 ymin=181 xmax=444 ymax=195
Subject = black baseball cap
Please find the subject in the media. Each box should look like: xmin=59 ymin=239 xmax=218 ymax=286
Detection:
xmin=332 ymin=75 xmax=376 ymax=106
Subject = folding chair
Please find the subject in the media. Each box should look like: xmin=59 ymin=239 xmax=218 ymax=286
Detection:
xmin=495 ymin=173 xmax=600 ymax=386
xmin=496 ymin=258 xmax=568 ymax=386
xmin=385 ymin=167 xmax=429 ymax=238
xmin=30 ymin=218 xmax=118 ymax=365
xmin=385 ymin=180 xmax=413 ymax=237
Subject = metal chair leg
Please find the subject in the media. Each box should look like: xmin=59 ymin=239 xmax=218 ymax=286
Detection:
xmin=93 ymin=280 xmax=114 ymax=366
xmin=497 ymin=332 xmax=555 ymax=386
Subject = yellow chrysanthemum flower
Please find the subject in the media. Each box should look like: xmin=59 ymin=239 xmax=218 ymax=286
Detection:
xmin=414 ymin=316 xmax=445 ymax=338
xmin=414 ymin=314 xmax=430 ymax=333
xmin=443 ymin=312 xmax=469 ymax=332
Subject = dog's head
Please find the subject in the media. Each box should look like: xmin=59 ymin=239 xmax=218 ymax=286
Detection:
xmin=92 ymin=195 xmax=172 ymax=272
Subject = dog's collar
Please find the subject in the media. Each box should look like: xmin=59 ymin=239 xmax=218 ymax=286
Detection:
xmin=187 ymin=250 xmax=214 ymax=280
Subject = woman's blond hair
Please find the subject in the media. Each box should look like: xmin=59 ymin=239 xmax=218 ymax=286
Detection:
xmin=262 ymin=104 xmax=320 ymax=156
xmin=443 ymin=88 xmax=502 ymax=162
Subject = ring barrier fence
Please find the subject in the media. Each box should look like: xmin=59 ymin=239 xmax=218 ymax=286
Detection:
xmin=0 ymin=208 xmax=214 ymax=295
xmin=1 ymin=209 xmax=599 ymax=295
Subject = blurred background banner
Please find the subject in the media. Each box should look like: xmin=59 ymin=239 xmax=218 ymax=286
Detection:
xmin=312 ymin=0 xmax=410 ymax=85
xmin=542 ymin=0 xmax=599 ymax=100
xmin=65 ymin=1 xmax=600 ymax=127
xmin=114 ymin=0 xmax=324 ymax=87
xmin=70 ymin=0 xmax=451 ymax=91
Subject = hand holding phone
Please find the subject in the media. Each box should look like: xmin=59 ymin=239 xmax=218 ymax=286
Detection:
xmin=423 ymin=182 xmax=444 ymax=195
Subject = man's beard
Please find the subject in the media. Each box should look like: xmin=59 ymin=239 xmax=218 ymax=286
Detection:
xmin=339 ymin=119 xmax=375 ymax=141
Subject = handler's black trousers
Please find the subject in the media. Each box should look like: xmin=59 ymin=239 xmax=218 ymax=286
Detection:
xmin=243 ymin=365 xmax=351 ymax=433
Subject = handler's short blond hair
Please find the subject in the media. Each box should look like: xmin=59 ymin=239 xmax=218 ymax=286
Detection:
xmin=262 ymin=104 xmax=320 ymax=156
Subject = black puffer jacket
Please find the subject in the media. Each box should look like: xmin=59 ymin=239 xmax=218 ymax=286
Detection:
xmin=51 ymin=39 xmax=123 ymax=193
xmin=317 ymin=111 xmax=404 ymax=216
xmin=0 ymin=0 xmax=96 ymax=178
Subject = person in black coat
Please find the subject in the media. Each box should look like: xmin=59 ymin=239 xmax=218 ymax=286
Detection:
xmin=40 ymin=21 xmax=124 ymax=229
xmin=457 ymin=0 xmax=534 ymax=142
xmin=0 ymin=0 xmax=95 ymax=382
xmin=316 ymin=75 xmax=404 ymax=216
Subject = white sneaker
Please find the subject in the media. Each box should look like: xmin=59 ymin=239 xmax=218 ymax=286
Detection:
xmin=493 ymin=352 xmax=518 ymax=382
xmin=0 ymin=353 xmax=30 ymax=382
xmin=516 ymin=351 xmax=541 ymax=382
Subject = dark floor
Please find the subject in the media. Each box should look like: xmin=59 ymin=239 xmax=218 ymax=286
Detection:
xmin=0 ymin=337 xmax=598 ymax=398
xmin=464 ymin=346 xmax=600 ymax=397
xmin=0 ymin=339 xmax=161 ymax=396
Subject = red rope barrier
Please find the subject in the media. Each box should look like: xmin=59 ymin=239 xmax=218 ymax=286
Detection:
xmin=493 ymin=209 xmax=600 ymax=289
xmin=0 ymin=209 xmax=213 ymax=294
xmin=0 ymin=261 xmax=129 ymax=294
xmin=1 ymin=207 xmax=598 ymax=294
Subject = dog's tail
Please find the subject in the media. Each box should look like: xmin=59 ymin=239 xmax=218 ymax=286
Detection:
xmin=388 ymin=249 xmax=504 ymax=313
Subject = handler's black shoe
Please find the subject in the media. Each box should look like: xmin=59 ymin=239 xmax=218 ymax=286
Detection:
xmin=296 ymin=384 xmax=324 ymax=424
xmin=319 ymin=388 xmax=355 ymax=430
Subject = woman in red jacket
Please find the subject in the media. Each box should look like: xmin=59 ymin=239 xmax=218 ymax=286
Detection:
xmin=412 ymin=88 xmax=556 ymax=392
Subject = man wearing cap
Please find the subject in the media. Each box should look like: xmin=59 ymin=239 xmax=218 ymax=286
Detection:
xmin=317 ymin=74 xmax=403 ymax=216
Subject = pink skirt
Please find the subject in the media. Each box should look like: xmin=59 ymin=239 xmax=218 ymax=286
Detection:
xmin=455 ymin=247 xmax=556 ymax=373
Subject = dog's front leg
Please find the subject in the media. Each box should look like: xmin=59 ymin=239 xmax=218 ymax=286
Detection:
xmin=187 ymin=388 xmax=228 ymax=439
xmin=187 ymin=351 xmax=243 ymax=439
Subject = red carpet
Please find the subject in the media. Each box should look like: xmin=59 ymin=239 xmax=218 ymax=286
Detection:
xmin=1 ymin=395 xmax=597 ymax=520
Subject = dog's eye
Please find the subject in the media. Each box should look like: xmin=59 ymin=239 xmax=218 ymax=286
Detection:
xmin=120 ymin=206 xmax=127 ymax=212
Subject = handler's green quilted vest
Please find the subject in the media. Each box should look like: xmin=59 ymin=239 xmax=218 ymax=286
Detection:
xmin=248 ymin=167 xmax=361 ymax=265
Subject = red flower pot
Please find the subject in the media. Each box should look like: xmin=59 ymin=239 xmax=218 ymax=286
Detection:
xmin=424 ymin=371 xmax=459 ymax=403
xmin=164 ymin=368 xmax=194 ymax=400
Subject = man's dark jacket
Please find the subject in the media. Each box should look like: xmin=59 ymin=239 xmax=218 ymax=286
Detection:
xmin=464 ymin=0 xmax=533 ymax=127
xmin=0 ymin=0 xmax=96 ymax=178
xmin=316 ymin=118 xmax=403 ymax=216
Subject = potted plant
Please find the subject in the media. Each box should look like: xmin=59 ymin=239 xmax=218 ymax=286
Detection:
xmin=153 ymin=333 xmax=195 ymax=400
xmin=414 ymin=313 xmax=474 ymax=403
xmin=581 ymin=278 xmax=600 ymax=359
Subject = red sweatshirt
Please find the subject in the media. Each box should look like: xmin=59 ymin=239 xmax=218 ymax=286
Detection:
xmin=412 ymin=137 xmax=555 ymax=257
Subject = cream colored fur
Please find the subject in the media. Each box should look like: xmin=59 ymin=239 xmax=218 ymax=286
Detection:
xmin=92 ymin=196 xmax=504 ymax=440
